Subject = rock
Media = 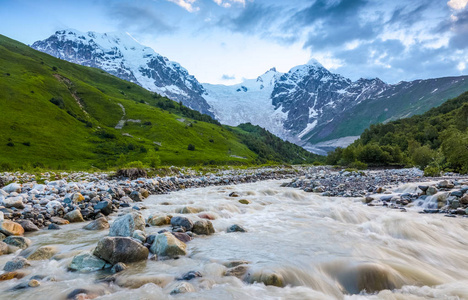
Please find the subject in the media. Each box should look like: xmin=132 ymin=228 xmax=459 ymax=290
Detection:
xmin=115 ymin=275 xmax=171 ymax=289
xmin=192 ymin=220 xmax=215 ymax=235
xmin=66 ymin=287 xmax=109 ymax=300
xmin=109 ymin=212 xmax=145 ymax=237
xmin=50 ymin=216 xmax=69 ymax=225
xmin=170 ymin=216 xmax=193 ymax=231
xmin=28 ymin=279 xmax=40 ymax=287
xmin=313 ymin=186 xmax=325 ymax=193
xmin=198 ymin=213 xmax=216 ymax=220
xmin=364 ymin=196 xmax=374 ymax=204
xmin=418 ymin=185 xmax=429 ymax=192
xmin=177 ymin=271 xmax=202 ymax=281
xmin=111 ymin=262 xmax=127 ymax=273
xmin=3 ymin=236 xmax=31 ymax=249
xmin=69 ymin=252 xmax=106 ymax=272
xmin=2 ymin=183 xmax=21 ymax=193
xmin=11 ymin=279 xmax=41 ymax=290
xmin=0 ymin=232 xmax=5 ymax=241
xmin=239 ymin=199 xmax=251 ymax=205
xmin=438 ymin=180 xmax=454 ymax=189
xmin=0 ymin=220 xmax=24 ymax=236
xmin=129 ymin=191 xmax=143 ymax=202
xmin=3 ymin=257 xmax=31 ymax=271
xmin=147 ymin=215 xmax=171 ymax=226
xmin=2 ymin=196 xmax=25 ymax=209
xmin=229 ymin=192 xmax=239 ymax=197
xmin=176 ymin=206 xmax=202 ymax=214
xmin=426 ymin=186 xmax=438 ymax=196
xmin=71 ymin=193 xmax=85 ymax=203
xmin=224 ymin=260 xmax=250 ymax=268
xmin=23 ymin=245 xmax=58 ymax=260
xmin=225 ymin=265 xmax=249 ymax=278
xmin=83 ymin=217 xmax=109 ymax=230
xmin=0 ymin=211 xmax=3 ymax=222
xmin=0 ymin=271 xmax=27 ymax=281
xmin=245 ymin=269 xmax=285 ymax=287
xmin=140 ymin=188 xmax=150 ymax=198
xmin=170 ymin=282 xmax=196 ymax=295
xmin=93 ymin=236 xmax=149 ymax=264
xmin=17 ymin=220 xmax=39 ymax=232
xmin=227 ymin=224 xmax=246 ymax=233
xmin=451 ymin=199 xmax=460 ymax=209
xmin=48 ymin=223 xmax=61 ymax=230
xmin=94 ymin=200 xmax=113 ymax=216
xmin=451 ymin=190 xmax=464 ymax=197
xmin=64 ymin=210 xmax=84 ymax=223
xmin=172 ymin=232 xmax=192 ymax=243
xmin=0 ymin=241 xmax=8 ymax=255
xmin=150 ymin=232 xmax=187 ymax=258
xmin=132 ymin=230 xmax=146 ymax=242
xmin=460 ymin=194 xmax=468 ymax=205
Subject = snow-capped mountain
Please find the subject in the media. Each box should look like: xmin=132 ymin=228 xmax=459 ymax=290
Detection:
xmin=31 ymin=29 xmax=212 ymax=116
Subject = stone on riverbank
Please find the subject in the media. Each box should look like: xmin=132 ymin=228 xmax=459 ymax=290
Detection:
xmin=2 ymin=183 xmax=21 ymax=193
xmin=50 ymin=217 xmax=69 ymax=225
xmin=170 ymin=282 xmax=196 ymax=294
xmin=93 ymin=236 xmax=149 ymax=264
xmin=0 ymin=220 xmax=24 ymax=236
xmin=148 ymin=215 xmax=171 ymax=226
xmin=170 ymin=216 xmax=193 ymax=232
xmin=22 ymin=245 xmax=58 ymax=260
xmin=176 ymin=206 xmax=203 ymax=214
xmin=244 ymin=269 xmax=285 ymax=287
xmin=93 ymin=200 xmax=113 ymax=216
xmin=17 ymin=220 xmax=39 ymax=232
xmin=64 ymin=210 xmax=84 ymax=223
xmin=2 ymin=196 xmax=25 ymax=209
xmin=83 ymin=217 xmax=109 ymax=230
xmin=109 ymin=212 xmax=145 ymax=237
xmin=3 ymin=236 xmax=31 ymax=249
xmin=150 ymin=232 xmax=187 ymax=258
xmin=3 ymin=257 xmax=31 ymax=272
xmin=192 ymin=220 xmax=215 ymax=235
xmin=69 ymin=252 xmax=106 ymax=272
xmin=0 ymin=241 xmax=8 ymax=255
xmin=227 ymin=224 xmax=246 ymax=233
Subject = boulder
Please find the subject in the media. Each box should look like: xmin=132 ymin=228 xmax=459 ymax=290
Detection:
xmin=109 ymin=212 xmax=145 ymax=237
xmin=64 ymin=210 xmax=84 ymax=223
xmin=460 ymin=194 xmax=468 ymax=205
xmin=176 ymin=206 xmax=202 ymax=214
xmin=3 ymin=257 xmax=31 ymax=272
xmin=69 ymin=252 xmax=106 ymax=272
xmin=225 ymin=265 xmax=249 ymax=278
xmin=129 ymin=191 xmax=143 ymax=202
xmin=83 ymin=217 xmax=109 ymax=230
xmin=238 ymin=199 xmax=251 ymax=205
xmin=115 ymin=275 xmax=171 ymax=289
xmin=438 ymin=180 xmax=454 ymax=189
xmin=170 ymin=216 xmax=193 ymax=231
xmin=150 ymin=232 xmax=187 ymax=258
xmin=227 ymin=224 xmax=246 ymax=233
xmin=426 ymin=186 xmax=438 ymax=196
xmin=171 ymin=232 xmax=192 ymax=243
xmin=3 ymin=236 xmax=31 ymax=249
xmin=132 ymin=230 xmax=146 ymax=243
xmin=0 ymin=271 xmax=27 ymax=281
xmin=48 ymin=224 xmax=61 ymax=230
xmin=177 ymin=271 xmax=202 ymax=281
xmin=0 ymin=241 xmax=8 ymax=255
xmin=147 ymin=215 xmax=171 ymax=226
xmin=170 ymin=282 xmax=195 ymax=295
xmin=93 ymin=236 xmax=148 ymax=264
xmin=0 ymin=220 xmax=24 ymax=236
xmin=23 ymin=245 xmax=58 ymax=260
xmin=71 ymin=193 xmax=85 ymax=203
xmin=93 ymin=201 xmax=113 ymax=216
xmin=17 ymin=220 xmax=39 ymax=232
xmin=111 ymin=262 xmax=127 ymax=273
xmin=192 ymin=220 xmax=215 ymax=235
xmin=2 ymin=196 xmax=25 ymax=209
xmin=50 ymin=216 xmax=69 ymax=225
xmin=244 ymin=269 xmax=285 ymax=287
xmin=2 ymin=183 xmax=21 ymax=194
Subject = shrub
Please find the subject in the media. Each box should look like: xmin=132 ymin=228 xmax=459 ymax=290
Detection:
xmin=187 ymin=144 xmax=195 ymax=151
xmin=424 ymin=165 xmax=441 ymax=177
xmin=52 ymin=66 xmax=57 ymax=71
xmin=6 ymin=142 xmax=14 ymax=147
xmin=349 ymin=160 xmax=368 ymax=170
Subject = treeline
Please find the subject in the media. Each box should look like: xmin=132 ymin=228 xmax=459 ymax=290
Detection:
xmin=327 ymin=91 xmax=468 ymax=175
xmin=233 ymin=123 xmax=321 ymax=164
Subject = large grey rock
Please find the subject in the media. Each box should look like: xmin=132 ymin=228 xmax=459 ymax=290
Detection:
xmin=64 ymin=210 xmax=85 ymax=223
xmin=69 ymin=252 xmax=106 ymax=272
xmin=2 ymin=183 xmax=21 ymax=193
xmin=147 ymin=215 xmax=171 ymax=226
xmin=192 ymin=220 xmax=215 ymax=235
xmin=109 ymin=212 xmax=145 ymax=237
xmin=150 ymin=232 xmax=187 ymax=258
xmin=93 ymin=236 xmax=148 ymax=264
xmin=2 ymin=196 xmax=25 ymax=209
xmin=129 ymin=191 xmax=143 ymax=202
xmin=17 ymin=220 xmax=39 ymax=232
xmin=22 ymin=245 xmax=58 ymax=260
xmin=3 ymin=236 xmax=31 ymax=249
xmin=3 ymin=257 xmax=31 ymax=271
xmin=93 ymin=201 xmax=113 ymax=216
xmin=170 ymin=216 xmax=193 ymax=232
xmin=83 ymin=217 xmax=109 ymax=230
xmin=426 ymin=186 xmax=438 ymax=196
xmin=0 ymin=220 xmax=24 ymax=236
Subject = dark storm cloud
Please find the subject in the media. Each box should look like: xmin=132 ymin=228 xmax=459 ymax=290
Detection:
xmin=386 ymin=3 xmax=430 ymax=27
xmin=107 ymin=2 xmax=176 ymax=34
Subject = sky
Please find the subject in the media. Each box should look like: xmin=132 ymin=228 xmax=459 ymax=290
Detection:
xmin=1 ymin=0 xmax=468 ymax=84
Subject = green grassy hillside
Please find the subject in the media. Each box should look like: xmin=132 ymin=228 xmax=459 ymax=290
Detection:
xmin=0 ymin=34 xmax=319 ymax=170
xmin=327 ymin=91 xmax=468 ymax=174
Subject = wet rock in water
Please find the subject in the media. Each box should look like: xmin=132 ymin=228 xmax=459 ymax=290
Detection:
xmin=170 ymin=216 xmax=193 ymax=232
xmin=227 ymin=224 xmax=246 ymax=233
xmin=48 ymin=223 xmax=61 ymax=230
xmin=177 ymin=270 xmax=202 ymax=281
xmin=337 ymin=263 xmax=400 ymax=294
xmin=93 ymin=236 xmax=149 ymax=264
xmin=460 ymin=194 xmax=468 ymax=205
xmin=64 ymin=210 xmax=85 ymax=223
xmin=418 ymin=185 xmax=429 ymax=192
xmin=132 ymin=230 xmax=146 ymax=243
xmin=22 ymin=245 xmax=58 ymax=260
xmin=225 ymin=265 xmax=249 ymax=279
xmin=140 ymin=188 xmax=150 ymax=198
xmin=83 ymin=217 xmax=109 ymax=230
xmin=238 ymin=199 xmax=251 ymax=205
xmin=0 ymin=220 xmax=25 ymax=236
xmin=224 ymin=260 xmax=250 ymax=268
xmin=170 ymin=282 xmax=196 ymax=295
xmin=426 ymin=186 xmax=438 ymax=196
xmin=171 ymin=232 xmax=192 ymax=243
xmin=198 ymin=212 xmax=216 ymax=220
xmin=109 ymin=212 xmax=146 ymax=237
xmin=244 ymin=269 xmax=285 ymax=287
xmin=0 ymin=211 xmax=3 ymax=222
xmin=2 ymin=196 xmax=25 ymax=209
xmin=363 ymin=196 xmax=374 ymax=204
xmin=94 ymin=200 xmax=113 ymax=216
xmin=229 ymin=192 xmax=239 ymax=197
xmin=438 ymin=180 xmax=454 ymax=189
xmin=451 ymin=190 xmax=464 ymax=197
xmin=192 ymin=220 xmax=215 ymax=235
xmin=50 ymin=216 xmax=69 ymax=225
xmin=3 ymin=257 xmax=31 ymax=271
xmin=0 ymin=271 xmax=27 ymax=281
xmin=10 ymin=279 xmax=41 ymax=290
xmin=17 ymin=220 xmax=39 ymax=232
xmin=176 ymin=206 xmax=203 ymax=214
xmin=3 ymin=236 xmax=31 ymax=249
xmin=2 ymin=183 xmax=21 ymax=193
xmin=115 ymin=275 xmax=171 ymax=289
xmin=0 ymin=241 xmax=8 ymax=255
xmin=69 ymin=252 xmax=106 ymax=272
xmin=147 ymin=215 xmax=171 ymax=226
xmin=66 ymin=287 xmax=110 ymax=300
xmin=111 ymin=262 xmax=127 ymax=273
xmin=129 ymin=191 xmax=143 ymax=202
xmin=150 ymin=232 xmax=187 ymax=258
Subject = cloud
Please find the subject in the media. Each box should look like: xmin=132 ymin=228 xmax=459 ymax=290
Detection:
xmin=437 ymin=6 xmax=468 ymax=49
xmin=217 ymin=2 xmax=280 ymax=33
xmin=108 ymin=2 xmax=176 ymax=34
xmin=213 ymin=0 xmax=246 ymax=8
xmin=166 ymin=0 xmax=199 ymax=12
xmin=221 ymin=74 xmax=236 ymax=80
xmin=448 ymin=0 xmax=468 ymax=10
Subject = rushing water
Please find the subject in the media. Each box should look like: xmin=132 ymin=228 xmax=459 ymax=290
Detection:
xmin=1 ymin=180 xmax=468 ymax=299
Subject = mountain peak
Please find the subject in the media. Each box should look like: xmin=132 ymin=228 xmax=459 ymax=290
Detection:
xmin=307 ymin=58 xmax=324 ymax=68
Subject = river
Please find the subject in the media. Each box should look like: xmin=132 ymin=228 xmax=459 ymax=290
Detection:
xmin=1 ymin=180 xmax=468 ymax=299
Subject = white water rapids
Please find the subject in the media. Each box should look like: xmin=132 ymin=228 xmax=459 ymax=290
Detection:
xmin=1 ymin=180 xmax=468 ymax=299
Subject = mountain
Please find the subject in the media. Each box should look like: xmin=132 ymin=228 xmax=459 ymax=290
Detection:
xmin=31 ymin=29 xmax=213 ymax=116
xmin=32 ymin=30 xmax=468 ymax=154
xmin=0 ymin=34 xmax=319 ymax=170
